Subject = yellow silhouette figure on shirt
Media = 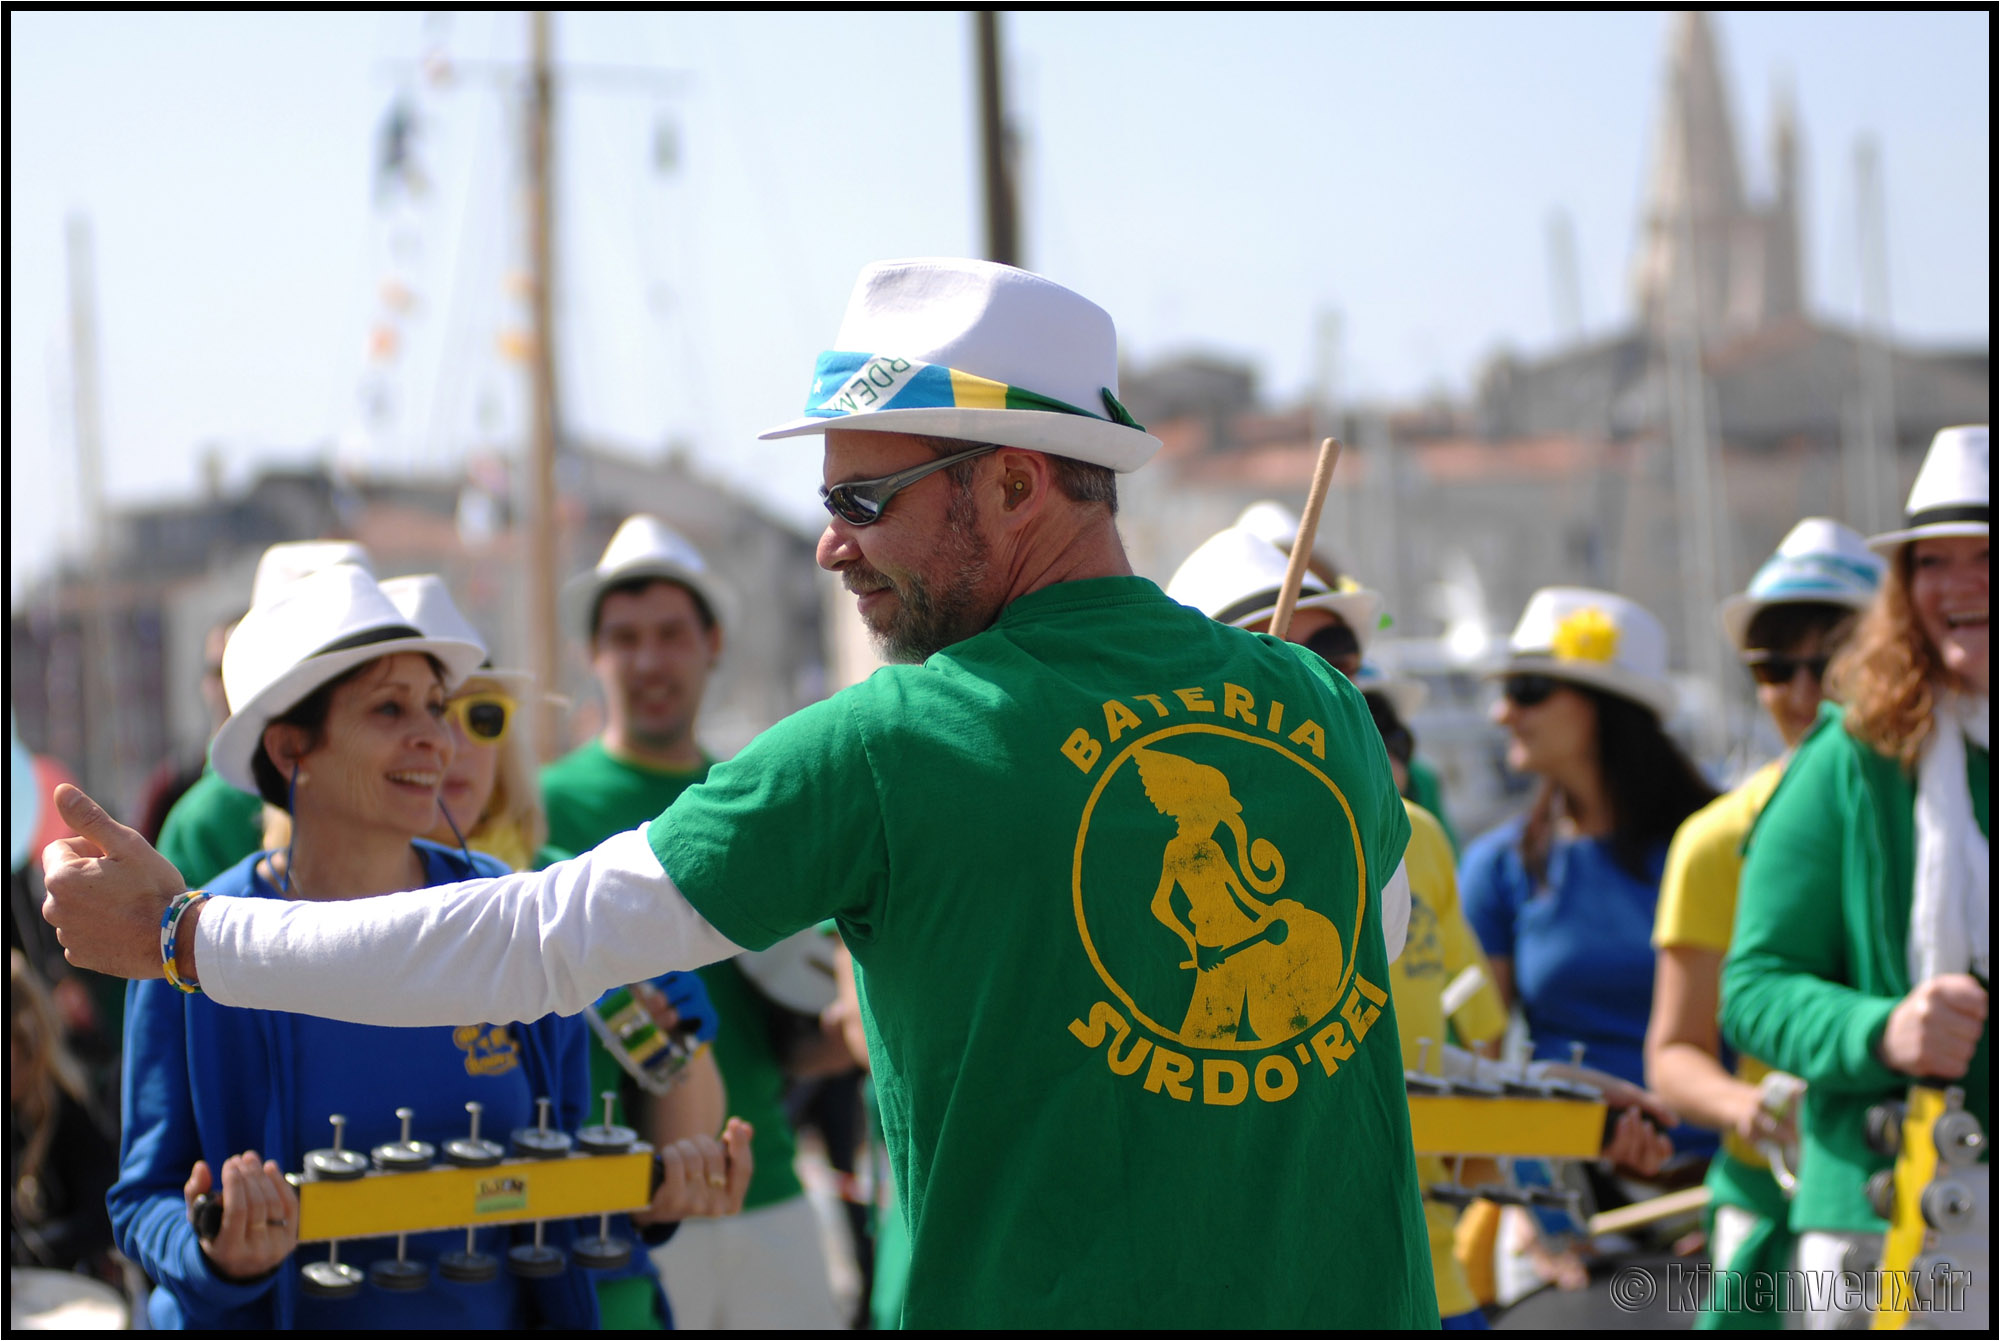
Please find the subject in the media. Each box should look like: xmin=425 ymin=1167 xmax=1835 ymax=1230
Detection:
xmin=1134 ymin=747 xmax=1346 ymax=1045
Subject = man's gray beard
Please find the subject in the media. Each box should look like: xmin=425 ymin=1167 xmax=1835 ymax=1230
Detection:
xmin=874 ymin=487 xmax=993 ymax=663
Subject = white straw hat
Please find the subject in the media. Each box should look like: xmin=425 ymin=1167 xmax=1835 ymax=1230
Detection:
xmin=1719 ymin=518 xmax=1883 ymax=651
xmin=759 ymin=258 xmax=1161 ymax=473
xmin=560 ymin=515 xmax=731 ymax=642
xmin=209 ymin=565 xmax=486 ymax=794
xmin=1867 ymin=425 xmax=1989 ymax=555
xmin=250 ymin=540 xmax=373 ymax=609
xmin=1493 ymin=586 xmax=1676 ymax=718
xmin=1228 ymin=499 xmax=1385 ymax=649
xmin=1166 ymin=525 xmax=1380 ymax=646
xmin=379 ymin=574 xmax=534 ymax=692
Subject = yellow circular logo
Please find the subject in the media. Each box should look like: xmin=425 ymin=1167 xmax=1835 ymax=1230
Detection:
xmin=1070 ymin=723 xmax=1367 ymax=1051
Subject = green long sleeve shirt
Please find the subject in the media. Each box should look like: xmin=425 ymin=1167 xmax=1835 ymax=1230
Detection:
xmin=1722 ymin=703 xmax=1990 ymax=1232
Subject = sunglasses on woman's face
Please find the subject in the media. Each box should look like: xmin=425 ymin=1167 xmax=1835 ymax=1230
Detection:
xmin=1502 ymin=674 xmax=1563 ymax=708
xmin=1743 ymin=653 xmax=1830 ymax=687
xmin=446 ymin=693 xmax=514 ymax=744
xmin=818 ymin=444 xmax=1000 ymax=526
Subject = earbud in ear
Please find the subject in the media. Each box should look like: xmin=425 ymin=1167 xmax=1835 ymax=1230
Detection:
xmin=1005 ymin=475 xmax=1029 ymax=508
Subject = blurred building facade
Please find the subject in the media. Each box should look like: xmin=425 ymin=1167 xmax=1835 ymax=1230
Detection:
xmin=1113 ymin=11 xmax=1989 ymax=832
xmin=9 ymin=445 xmax=826 ymax=819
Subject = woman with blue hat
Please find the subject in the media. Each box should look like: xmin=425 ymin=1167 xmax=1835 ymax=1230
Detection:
xmin=1647 ymin=517 xmax=1881 ymax=1328
xmin=1723 ymin=426 xmax=1989 ymax=1329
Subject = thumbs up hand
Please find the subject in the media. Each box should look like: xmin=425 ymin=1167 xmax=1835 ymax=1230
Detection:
xmin=40 ymin=783 xmax=189 ymax=980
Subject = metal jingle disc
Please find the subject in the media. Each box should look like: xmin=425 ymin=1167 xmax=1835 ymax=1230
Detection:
xmin=576 ymin=1122 xmax=637 ymax=1156
xmin=1864 ymin=1101 xmax=1905 ymax=1158
xmin=1865 ymin=1168 xmax=1899 ymax=1222
xmin=506 ymin=1242 xmax=567 ymax=1279
xmin=438 ymin=1249 xmax=501 ymax=1285
xmin=304 ymin=1148 xmax=371 ymax=1182
xmin=367 ymin=1257 xmax=432 ymax=1292
xmin=300 ymin=1260 xmax=365 ymax=1299
xmin=443 ymin=1136 xmax=505 ymax=1168
xmin=1933 ymin=1110 xmax=1987 ymax=1167
xmin=510 ymin=1127 xmax=574 ymax=1160
xmin=1920 ymin=1180 xmax=1979 ymax=1234
xmin=571 ymin=1234 xmax=634 ymax=1271
xmin=371 ymin=1139 xmax=437 ymax=1172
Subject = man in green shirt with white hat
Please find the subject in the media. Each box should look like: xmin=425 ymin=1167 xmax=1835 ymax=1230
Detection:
xmin=44 ymin=257 xmax=1434 ymax=1329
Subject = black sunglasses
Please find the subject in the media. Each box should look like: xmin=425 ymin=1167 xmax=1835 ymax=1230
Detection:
xmin=1744 ymin=653 xmax=1831 ymax=687
xmin=1502 ymin=674 xmax=1564 ymax=708
xmin=819 ymin=444 xmax=1000 ymax=526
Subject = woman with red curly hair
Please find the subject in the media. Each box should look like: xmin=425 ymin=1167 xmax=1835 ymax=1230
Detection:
xmin=1722 ymin=426 xmax=1989 ymax=1330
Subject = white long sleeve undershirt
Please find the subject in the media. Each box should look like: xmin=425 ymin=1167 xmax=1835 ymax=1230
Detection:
xmin=196 ymin=829 xmax=744 ymax=1025
xmin=194 ymin=834 xmax=1409 ymax=1023
xmin=1381 ymin=858 xmax=1411 ymax=964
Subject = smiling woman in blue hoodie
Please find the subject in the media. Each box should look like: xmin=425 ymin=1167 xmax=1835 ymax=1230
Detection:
xmin=109 ymin=567 xmax=749 ymax=1330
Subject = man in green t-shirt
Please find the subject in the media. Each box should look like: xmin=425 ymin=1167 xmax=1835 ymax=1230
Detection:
xmin=45 ymin=257 xmax=1436 ymax=1330
xmin=546 ymin=515 xmax=843 ymax=1331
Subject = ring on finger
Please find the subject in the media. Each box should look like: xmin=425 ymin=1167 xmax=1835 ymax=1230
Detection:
xmin=707 ymin=1173 xmax=727 ymax=1188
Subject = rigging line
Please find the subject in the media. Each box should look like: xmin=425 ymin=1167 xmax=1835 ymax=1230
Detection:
xmin=632 ymin=123 xmax=721 ymax=457
xmin=423 ymin=63 xmax=508 ymax=472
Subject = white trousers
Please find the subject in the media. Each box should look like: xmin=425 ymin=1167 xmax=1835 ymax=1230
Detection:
xmin=654 ymin=1193 xmax=842 ymax=1332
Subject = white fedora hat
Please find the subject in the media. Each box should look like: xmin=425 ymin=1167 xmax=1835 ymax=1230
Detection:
xmin=559 ymin=515 xmax=731 ymax=643
xmin=1719 ymin=518 xmax=1883 ymax=651
xmin=1229 ymin=499 xmax=1386 ymax=649
xmin=1166 ymin=525 xmax=1379 ymax=643
xmin=379 ymin=574 xmax=534 ymax=692
xmin=250 ymin=540 xmax=373 ymax=610
xmin=209 ymin=565 xmax=486 ymax=795
xmin=1493 ymin=586 xmax=1676 ymax=718
xmin=1867 ymin=425 xmax=1989 ymax=555
xmin=758 ymin=258 xmax=1161 ymax=473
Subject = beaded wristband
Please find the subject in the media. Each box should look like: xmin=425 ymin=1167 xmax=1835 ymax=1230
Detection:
xmin=160 ymin=891 xmax=207 ymax=995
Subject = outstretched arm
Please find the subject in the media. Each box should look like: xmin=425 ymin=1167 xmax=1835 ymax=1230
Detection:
xmin=43 ymin=784 xmax=742 ymax=1026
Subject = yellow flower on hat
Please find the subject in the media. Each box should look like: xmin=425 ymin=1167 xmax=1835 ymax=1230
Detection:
xmin=1552 ymin=606 xmax=1620 ymax=663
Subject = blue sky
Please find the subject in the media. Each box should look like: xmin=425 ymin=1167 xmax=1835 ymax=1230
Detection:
xmin=9 ymin=11 xmax=1989 ymax=597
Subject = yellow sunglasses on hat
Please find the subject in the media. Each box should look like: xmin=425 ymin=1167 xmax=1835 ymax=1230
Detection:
xmin=445 ymin=691 xmax=515 ymax=745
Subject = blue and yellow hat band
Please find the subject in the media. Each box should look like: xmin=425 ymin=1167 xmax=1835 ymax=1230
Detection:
xmin=804 ymin=351 xmax=1143 ymax=430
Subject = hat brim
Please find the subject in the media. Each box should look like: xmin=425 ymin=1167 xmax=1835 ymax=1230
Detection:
xmin=561 ymin=563 xmax=732 ymax=643
xmin=209 ymin=635 xmax=487 ymax=795
xmin=1223 ymin=588 xmax=1357 ymax=634
xmin=1865 ymin=520 xmax=1988 ymax=556
xmin=758 ymin=407 xmax=1161 ymax=473
xmin=1718 ymin=590 xmax=1874 ymax=652
xmin=1483 ymin=654 xmax=1677 ymax=719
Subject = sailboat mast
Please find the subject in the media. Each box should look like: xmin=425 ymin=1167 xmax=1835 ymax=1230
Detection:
xmin=525 ymin=9 xmax=562 ymax=760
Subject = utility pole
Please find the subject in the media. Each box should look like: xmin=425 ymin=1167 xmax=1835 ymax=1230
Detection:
xmin=1851 ymin=136 xmax=1897 ymax=533
xmin=974 ymin=11 xmax=1019 ymax=266
xmin=1546 ymin=208 xmax=1584 ymax=345
xmin=65 ymin=212 xmax=127 ymax=803
xmin=525 ymin=11 xmax=562 ymax=760
xmin=1664 ymin=67 xmax=1729 ymax=759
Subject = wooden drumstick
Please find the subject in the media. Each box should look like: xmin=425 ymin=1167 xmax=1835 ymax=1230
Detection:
xmin=1268 ymin=437 xmax=1343 ymax=641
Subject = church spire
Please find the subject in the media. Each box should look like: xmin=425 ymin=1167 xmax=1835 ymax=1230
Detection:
xmin=1632 ymin=12 xmax=1750 ymax=343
